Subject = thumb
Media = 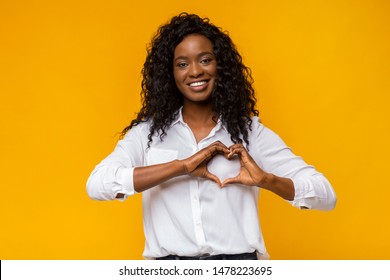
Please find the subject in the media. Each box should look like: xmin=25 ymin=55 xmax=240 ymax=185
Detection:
xmin=221 ymin=176 xmax=240 ymax=187
xmin=205 ymin=171 xmax=222 ymax=187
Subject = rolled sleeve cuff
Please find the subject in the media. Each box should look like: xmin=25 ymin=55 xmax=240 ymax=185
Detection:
xmin=115 ymin=167 xmax=137 ymax=200
xmin=290 ymin=176 xmax=336 ymax=210
xmin=291 ymin=178 xmax=317 ymax=209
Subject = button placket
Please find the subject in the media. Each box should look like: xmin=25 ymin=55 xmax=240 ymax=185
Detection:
xmin=182 ymin=120 xmax=208 ymax=250
xmin=189 ymin=144 xmax=207 ymax=248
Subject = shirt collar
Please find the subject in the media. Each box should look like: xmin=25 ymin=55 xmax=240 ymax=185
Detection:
xmin=170 ymin=106 xmax=227 ymax=132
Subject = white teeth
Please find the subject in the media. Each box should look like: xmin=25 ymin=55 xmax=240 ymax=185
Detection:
xmin=189 ymin=81 xmax=207 ymax=87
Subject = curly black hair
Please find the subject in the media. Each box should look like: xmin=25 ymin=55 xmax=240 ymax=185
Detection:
xmin=121 ymin=12 xmax=259 ymax=146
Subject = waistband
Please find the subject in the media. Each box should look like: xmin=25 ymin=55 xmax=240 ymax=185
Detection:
xmin=156 ymin=251 xmax=257 ymax=260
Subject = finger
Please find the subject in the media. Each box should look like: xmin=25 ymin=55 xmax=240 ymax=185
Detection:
xmin=213 ymin=141 xmax=229 ymax=150
xmin=221 ymin=176 xmax=240 ymax=187
xmin=216 ymin=143 xmax=231 ymax=158
xmin=214 ymin=144 xmax=230 ymax=153
xmin=209 ymin=140 xmax=226 ymax=149
xmin=209 ymin=143 xmax=230 ymax=157
xmin=211 ymin=140 xmax=225 ymax=146
xmin=228 ymin=143 xmax=245 ymax=151
xmin=228 ymin=147 xmax=245 ymax=159
xmin=229 ymin=143 xmax=246 ymax=152
xmin=205 ymin=171 xmax=222 ymax=187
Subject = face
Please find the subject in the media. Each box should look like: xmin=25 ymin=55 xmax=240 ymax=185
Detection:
xmin=173 ymin=34 xmax=217 ymax=104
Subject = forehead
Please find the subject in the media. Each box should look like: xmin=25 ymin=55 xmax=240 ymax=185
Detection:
xmin=174 ymin=34 xmax=213 ymax=57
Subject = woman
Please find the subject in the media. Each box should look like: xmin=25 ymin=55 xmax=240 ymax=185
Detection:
xmin=86 ymin=13 xmax=336 ymax=260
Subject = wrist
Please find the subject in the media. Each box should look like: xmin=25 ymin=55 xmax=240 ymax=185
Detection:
xmin=175 ymin=159 xmax=187 ymax=176
xmin=257 ymin=172 xmax=273 ymax=188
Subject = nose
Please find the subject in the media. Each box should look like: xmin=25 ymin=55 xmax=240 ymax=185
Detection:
xmin=189 ymin=62 xmax=204 ymax=77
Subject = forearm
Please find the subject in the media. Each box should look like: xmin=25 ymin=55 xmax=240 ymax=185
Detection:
xmin=113 ymin=140 xmax=229 ymax=198
xmin=133 ymin=160 xmax=186 ymax=192
xmin=259 ymin=173 xmax=295 ymax=201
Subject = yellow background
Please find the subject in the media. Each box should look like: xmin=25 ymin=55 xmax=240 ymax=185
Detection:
xmin=1 ymin=0 xmax=389 ymax=259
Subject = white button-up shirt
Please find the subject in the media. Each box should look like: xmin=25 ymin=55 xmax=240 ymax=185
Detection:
xmin=87 ymin=109 xmax=336 ymax=259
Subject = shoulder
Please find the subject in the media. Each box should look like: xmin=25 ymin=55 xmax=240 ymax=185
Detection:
xmin=249 ymin=116 xmax=265 ymax=135
xmin=248 ymin=116 xmax=287 ymax=147
xmin=123 ymin=120 xmax=152 ymax=140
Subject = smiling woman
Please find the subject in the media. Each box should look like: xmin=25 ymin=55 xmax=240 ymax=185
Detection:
xmin=173 ymin=34 xmax=217 ymax=103
xmin=86 ymin=12 xmax=336 ymax=260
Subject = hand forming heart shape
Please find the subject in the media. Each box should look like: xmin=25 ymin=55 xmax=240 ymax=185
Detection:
xmin=183 ymin=141 xmax=266 ymax=188
xmin=207 ymin=154 xmax=241 ymax=182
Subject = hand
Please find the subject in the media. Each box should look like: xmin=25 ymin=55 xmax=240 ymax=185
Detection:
xmin=222 ymin=143 xmax=267 ymax=187
xmin=182 ymin=141 xmax=230 ymax=186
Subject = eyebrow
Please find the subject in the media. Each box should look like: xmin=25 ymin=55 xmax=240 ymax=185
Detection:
xmin=174 ymin=51 xmax=214 ymax=61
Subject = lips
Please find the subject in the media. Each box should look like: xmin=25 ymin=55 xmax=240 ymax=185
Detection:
xmin=188 ymin=80 xmax=208 ymax=87
xmin=187 ymin=80 xmax=210 ymax=92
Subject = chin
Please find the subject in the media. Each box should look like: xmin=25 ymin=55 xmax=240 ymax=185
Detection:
xmin=184 ymin=92 xmax=213 ymax=103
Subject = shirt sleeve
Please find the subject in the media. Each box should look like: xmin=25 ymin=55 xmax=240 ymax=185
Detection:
xmin=86 ymin=125 xmax=145 ymax=201
xmin=250 ymin=118 xmax=337 ymax=210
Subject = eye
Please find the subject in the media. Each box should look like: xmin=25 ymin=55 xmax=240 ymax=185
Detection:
xmin=200 ymin=58 xmax=212 ymax=64
xmin=176 ymin=62 xmax=188 ymax=68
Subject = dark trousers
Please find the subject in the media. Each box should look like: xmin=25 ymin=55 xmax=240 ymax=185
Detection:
xmin=156 ymin=251 xmax=258 ymax=260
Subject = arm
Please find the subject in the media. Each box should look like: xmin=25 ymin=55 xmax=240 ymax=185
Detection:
xmin=86 ymin=125 xmax=229 ymax=200
xmin=222 ymin=121 xmax=337 ymax=210
xmin=132 ymin=141 xmax=229 ymax=192
xmin=222 ymin=144 xmax=295 ymax=201
xmin=86 ymin=125 xmax=145 ymax=201
xmin=115 ymin=160 xmax=184 ymax=198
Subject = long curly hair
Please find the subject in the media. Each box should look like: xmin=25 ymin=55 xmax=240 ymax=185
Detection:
xmin=121 ymin=12 xmax=259 ymax=146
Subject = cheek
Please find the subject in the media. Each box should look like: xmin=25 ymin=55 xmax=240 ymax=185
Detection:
xmin=173 ymin=72 xmax=185 ymax=93
xmin=173 ymin=69 xmax=178 ymax=83
xmin=173 ymin=70 xmax=185 ymax=83
xmin=209 ymin=64 xmax=217 ymax=78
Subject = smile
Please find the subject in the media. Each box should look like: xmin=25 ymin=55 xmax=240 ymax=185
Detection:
xmin=188 ymin=80 xmax=208 ymax=87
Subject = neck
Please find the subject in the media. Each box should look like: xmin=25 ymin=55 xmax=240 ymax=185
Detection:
xmin=182 ymin=101 xmax=216 ymax=126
